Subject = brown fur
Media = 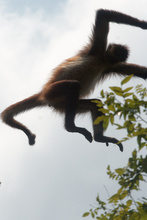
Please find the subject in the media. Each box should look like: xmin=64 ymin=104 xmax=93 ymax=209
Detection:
xmin=1 ymin=9 xmax=147 ymax=151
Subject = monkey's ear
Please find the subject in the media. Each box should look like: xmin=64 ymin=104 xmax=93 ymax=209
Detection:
xmin=106 ymin=44 xmax=129 ymax=63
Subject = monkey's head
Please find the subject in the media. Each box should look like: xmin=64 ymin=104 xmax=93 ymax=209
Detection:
xmin=106 ymin=43 xmax=129 ymax=63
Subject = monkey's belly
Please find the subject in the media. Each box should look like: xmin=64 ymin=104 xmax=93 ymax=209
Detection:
xmin=54 ymin=58 xmax=104 ymax=97
xmin=79 ymin=71 xmax=103 ymax=97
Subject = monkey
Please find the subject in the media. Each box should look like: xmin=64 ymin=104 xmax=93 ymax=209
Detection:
xmin=1 ymin=9 xmax=147 ymax=152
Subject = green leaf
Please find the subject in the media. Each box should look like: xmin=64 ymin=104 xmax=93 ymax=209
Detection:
xmin=110 ymin=86 xmax=123 ymax=96
xmin=133 ymin=94 xmax=139 ymax=101
xmin=121 ymin=74 xmax=133 ymax=85
xmin=126 ymin=200 xmax=132 ymax=207
xmin=91 ymin=211 xmax=95 ymax=218
xmin=110 ymin=115 xmax=114 ymax=125
xmin=83 ymin=212 xmax=90 ymax=217
xmin=91 ymin=100 xmax=103 ymax=107
xmin=94 ymin=115 xmax=105 ymax=125
xmin=120 ymin=190 xmax=128 ymax=200
xmin=114 ymin=123 xmax=124 ymax=130
xmin=142 ymin=156 xmax=147 ymax=173
xmin=139 ymin=143 xmax=147 ymax=151
xmin=124 ymin=92 xmax=133 ymax=98
xmin=125 ymin=98 xmax=134 ymax=105
xmin=132 ymin=149 xmax=137 ymax=158
xmin=103 ymin=116 xmax=109 ymax=130
xmin=108 ymin=194 xmax=119 ymax=203
xmin=138 ymin=174 xmax=143 ymax=181
xmin=98 ymin=108 xmax=109 ymax=114
xmin=100 ymin=89 xmax=105 ymax=98
xmin=115 ymin=168 xmax=125 ymax=175
xmin=128 ymin=114 xmax=136 ymax=121
xmin=114 ymin=216 xmax=123 ymax=220
xmin=108 ymin=105 xmax=115 ymax=112
xmin=123 ymin=86 xmax=133 ymax=93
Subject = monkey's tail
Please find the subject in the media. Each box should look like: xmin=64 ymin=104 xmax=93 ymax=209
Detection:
xmin=1 ymin=93 xmax=46 ymax=145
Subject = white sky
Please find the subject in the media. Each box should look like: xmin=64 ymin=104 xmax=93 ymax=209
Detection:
xmin=0 ymin=0 xmax=147 ymax=219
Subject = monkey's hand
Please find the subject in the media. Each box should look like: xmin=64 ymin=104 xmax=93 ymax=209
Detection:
xmin=140 ymin=21 xmax=147 ymax=29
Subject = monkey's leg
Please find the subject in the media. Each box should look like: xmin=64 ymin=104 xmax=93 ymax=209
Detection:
xmin=65 ymin=82 xmax=93 ymax=143
xmin=44 ymin=80 xmax=92 ymax=142
xmin=105 ymin=63 xmax=147 ymax=80
xmin=78 ymin=99 xmax=123 ymax=152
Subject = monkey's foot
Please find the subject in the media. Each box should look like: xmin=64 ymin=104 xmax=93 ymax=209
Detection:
xmin=94 ymin=135 xmax=123 ymax=152
xmin=105 ymin=141 xmax=123 ymax=152
xmin=77 ymin=128 xmax=92 ymax=143
xmin=117 ymin=142 xmax=123 ymax=152
xmin=66 ymin=125 xmax=92 ymax=143
xmin=28 ymin=134 xmax=36 ymax=145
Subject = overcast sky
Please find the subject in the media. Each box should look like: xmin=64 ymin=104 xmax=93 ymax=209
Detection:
xmin=0 ymin=0 xmax=147 ymax=219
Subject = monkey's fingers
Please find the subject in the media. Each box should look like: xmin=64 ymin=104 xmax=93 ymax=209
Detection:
xmin=28 ymin=133 xmax=36 ymax=145
xmin=140 ymin=21 xmax=147 ymax=29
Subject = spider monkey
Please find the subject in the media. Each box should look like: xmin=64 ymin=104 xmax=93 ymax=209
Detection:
xmin=1 ymin=10 xmax=147 ymax=152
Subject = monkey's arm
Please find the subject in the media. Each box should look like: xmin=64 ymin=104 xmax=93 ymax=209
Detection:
xmin=105 ymin=63 xmax=147 ymax=80
xmin=89 ymin=9 xmax=147 ymax=56
xmin=96 ymin=9 xmax=147 ymax=29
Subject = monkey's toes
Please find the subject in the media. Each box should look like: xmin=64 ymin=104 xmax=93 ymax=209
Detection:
xmin=28 ymin=134 xmax=36 ymax=145
xmin=85 ymin=132 xmax=93 ymax=143
xmin=118 ymin=143 xmax=123 ymax=152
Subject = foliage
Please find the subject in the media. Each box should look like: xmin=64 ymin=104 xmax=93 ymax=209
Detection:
xmin=83 ymin=76 xmax=147 ymax=219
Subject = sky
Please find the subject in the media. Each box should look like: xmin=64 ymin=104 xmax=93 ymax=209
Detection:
xmin=0 ymin=0 xmax=147 ymax=219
